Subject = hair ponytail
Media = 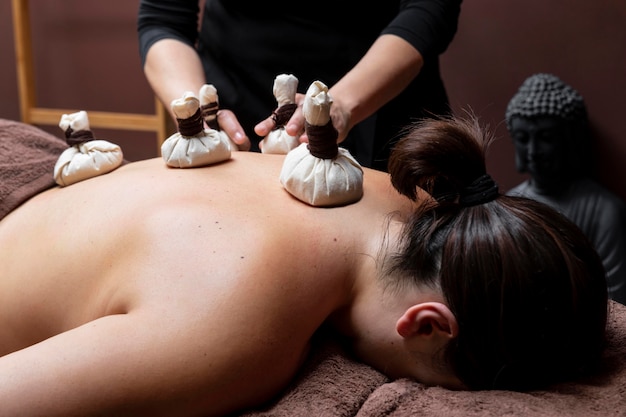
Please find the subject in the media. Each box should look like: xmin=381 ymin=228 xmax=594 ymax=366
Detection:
xmin=386 ymin=114 xmax=608 ymax=391
xmin=388 ymin=115 xmax=497 ymax=206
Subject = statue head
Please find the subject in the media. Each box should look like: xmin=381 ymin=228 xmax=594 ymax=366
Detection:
xmin=505 ymin=74 xmax=591 ymax=193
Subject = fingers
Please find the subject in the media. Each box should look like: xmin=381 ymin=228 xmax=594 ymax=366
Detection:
xmin=255 ymin=97 xmax=307 ymax=144
xmin=217 ymin=110 xmax=251 ymax=151
xmin=284 ymin=105 xmax=305 ymax=142
xmin=328 ymin=100 xmax=351 ymax=144
xmin=282 ymin=93 xmax=307 ymax=142
xmin=253 ymin=116 xmax=276 ymax=138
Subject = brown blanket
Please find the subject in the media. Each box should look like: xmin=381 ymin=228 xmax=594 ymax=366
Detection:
xmin=239 ymin=301 xmax=626 ymax=417
xmin=0 ymin=119 xmax=66 ymax=220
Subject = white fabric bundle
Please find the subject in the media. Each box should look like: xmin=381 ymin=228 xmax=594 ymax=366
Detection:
xmin=161 ymin=91 xmax=231 ymax=168
xmin=261 ymin=74 xmax=300 ymax=154
xmin=199 ymin=84 xmax=239 ymax=151
xmin=54 ymin=111 xmax=123 ymax=186
xmin=279 ymin=81 xmax=363 ymax=207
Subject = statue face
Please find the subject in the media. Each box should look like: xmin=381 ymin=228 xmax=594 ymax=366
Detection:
xmin=509 ymin=116 xmax=573 ymax=192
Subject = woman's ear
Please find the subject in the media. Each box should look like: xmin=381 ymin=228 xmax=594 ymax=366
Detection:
xmin=396 ymin=302 xmax=459 ymax=340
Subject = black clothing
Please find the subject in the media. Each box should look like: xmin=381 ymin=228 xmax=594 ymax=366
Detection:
xmin=138 ymin=0 xmax=462 ymax=169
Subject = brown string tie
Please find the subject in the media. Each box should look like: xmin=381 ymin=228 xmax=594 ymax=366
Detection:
xmin=200 ymin=101 xmax=220 ymax=130
xmin=271 ymin=103 xmax=297 ymax=130
xmin=64 ymin=128 xmax=95 ymax=146
xmin=177 ymin=108 xmax=204 ymax=137
xmin=306 ymin=121 xmax=338 ymax=159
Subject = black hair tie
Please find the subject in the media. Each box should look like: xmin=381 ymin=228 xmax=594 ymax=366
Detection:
xmin=459 ymin=174 xmax=499 ymax=207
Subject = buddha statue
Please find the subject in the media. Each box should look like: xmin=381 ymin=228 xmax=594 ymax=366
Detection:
xmin=506 ymin=73 xmax=626 ymax=305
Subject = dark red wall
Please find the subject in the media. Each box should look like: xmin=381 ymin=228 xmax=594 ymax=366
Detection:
xmin=440 ymin=1 xmax=626 ymax=199
xmin=1 ymin=0 xmax=625 ymax=200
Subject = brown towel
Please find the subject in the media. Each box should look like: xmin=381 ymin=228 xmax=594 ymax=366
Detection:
xmin=0 ymin=119 xmax=67 ymax=221
xmin=240 ymin=301 xmax=626 ymax=417
xmin=239 ymin=333 xmax=389 ymax=417
xmin=357 ymin=301 xmax=626 ymax=416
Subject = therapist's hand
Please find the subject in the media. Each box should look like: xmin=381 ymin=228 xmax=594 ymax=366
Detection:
xmin=254 ymin=92 xmax=352 ymax=145
xmin=216 ymin=110 xmax=251 ymax=151
xmin=254 ymin=93 xmax=306 ymax=145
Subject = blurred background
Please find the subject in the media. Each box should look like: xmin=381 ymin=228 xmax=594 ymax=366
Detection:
xmin=1 ymin=0 xmax=624 ymax=200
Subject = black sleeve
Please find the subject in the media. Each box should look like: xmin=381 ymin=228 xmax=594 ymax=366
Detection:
xmin=381 ymin=0 xmax=463 ymax=59
xmin=137 ymin=0 xmax=201 ymax=67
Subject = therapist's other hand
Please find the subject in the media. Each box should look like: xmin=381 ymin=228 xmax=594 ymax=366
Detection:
xmin=217 ymin=109 xmax=251 ymax=151
xmin=254 ymin=92 xmax=352 ymax=146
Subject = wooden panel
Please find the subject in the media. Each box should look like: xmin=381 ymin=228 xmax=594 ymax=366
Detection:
xmin=11 ymin=0 xmax=169 ymax=151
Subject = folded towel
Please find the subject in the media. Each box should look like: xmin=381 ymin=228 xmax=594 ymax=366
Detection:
xmin=0 ymin=119 xmax=67 ymax=221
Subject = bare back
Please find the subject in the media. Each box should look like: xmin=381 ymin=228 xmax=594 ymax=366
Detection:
xmin=0 ymin=152 xmax=412 ymax=416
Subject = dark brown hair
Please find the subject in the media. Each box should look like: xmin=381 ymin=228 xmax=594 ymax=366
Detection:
xmin=386 ymin=115 xmax=608 ymax=390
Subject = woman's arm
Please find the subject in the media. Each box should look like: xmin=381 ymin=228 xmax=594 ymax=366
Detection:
xmin=256 ymin=0 xmax=462 ymax=144
xmin=0 ymin=307 xmax=297 ymax=417
xmin=326 ymin=34 xmax=424 ymax=143
xmin=143 ymin=38 xmax=206 ymax=120
xmin=255 ymin=34 xmax=422 ymax=144
xmin=138 ymin=0 xmax=205 ymax=119
xmin=138 ymin=0 xmax=250 ymax=147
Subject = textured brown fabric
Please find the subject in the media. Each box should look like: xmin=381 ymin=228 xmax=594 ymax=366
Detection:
xmin=0 ymin=119 xmax=66 ymax=221
xmin=240 ymin=301 xmax=626 ymax=416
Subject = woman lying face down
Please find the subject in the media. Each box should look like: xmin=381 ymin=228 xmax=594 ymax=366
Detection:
xmin=0 ymin=115 xmax=608 ymax=416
